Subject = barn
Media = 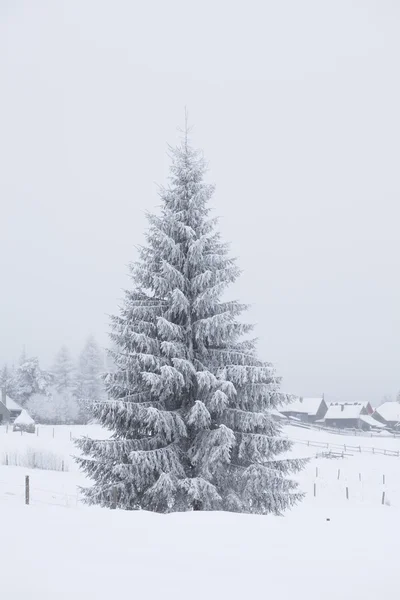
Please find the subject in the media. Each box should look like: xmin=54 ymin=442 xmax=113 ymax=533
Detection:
xmin=324 ymin=402 xmax=373 ymax=430
xmin=279 ymin=397 xmax=328 ymax=423
xmin=372 ymin=402 xmax=400 ymax=430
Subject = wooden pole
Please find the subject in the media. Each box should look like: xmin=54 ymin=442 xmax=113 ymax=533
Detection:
xmin=314 ymin=483 xmax=316 ymax=497
xmin=382 ymin=491 xmax=386 ymax=505
xmin=383 ymin=474 xmax=386 ymax=485
xmin=111 ymin=487 xmax=117 ymax=510
xmin=337 ymin=469 xmax=341 ymax=480
xmin=25 ymin=476 xmax=30 ymax=505
xmin=53 ymin=427 xmax=55 ymax=439
xmin=359 ymin=473 xmax=361 ymax=482
xmin=315 ymin=467 xmax=318 ymax=478
xmin=346 ymin=487 xmax=349 ymax=500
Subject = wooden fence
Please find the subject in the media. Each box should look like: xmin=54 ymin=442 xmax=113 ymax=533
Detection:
xmin=286 ymin=436 xmax=400 ymax=457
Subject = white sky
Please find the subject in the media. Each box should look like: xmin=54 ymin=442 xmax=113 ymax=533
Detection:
xmin=1 ymin=0 xmax=399 ymax=404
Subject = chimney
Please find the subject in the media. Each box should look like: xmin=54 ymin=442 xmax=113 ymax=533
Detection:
xmin=1 ymin=387 xmax=6 ymax=406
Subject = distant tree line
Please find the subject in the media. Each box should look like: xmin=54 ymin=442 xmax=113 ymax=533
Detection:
xmin=0 ymin=335 xmax=111 ymax=424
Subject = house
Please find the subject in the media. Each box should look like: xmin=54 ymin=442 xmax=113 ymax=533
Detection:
xmin=0 ymin=388 xmax=23 ymax=424
xmin=324 ymin=402 xmax=373 ymax=430
xmin=278 ymin=397 xmax=328 ymax=423
xmin=372 ymin=402 xmax=400 ymax=429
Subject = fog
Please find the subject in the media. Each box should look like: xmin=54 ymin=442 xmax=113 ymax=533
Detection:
xmin=1 ymin=0 xmax=399 ymax=404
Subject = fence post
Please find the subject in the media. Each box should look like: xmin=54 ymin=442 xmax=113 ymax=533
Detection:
xmin=20 ymin=429 xmax=23 ymax=437
xmin=5 ymin=453 xmax=8 ymax=466
xmin=314 ymin=483 xmax=317 ymax=497
xmin=25 ymin=476 xmax=30 ymax=505
xmin=344 ymin=444 xmax=346 ymax=452
xmin=337 ymin=469 xmax=341 ymax=480
xmin=52 ymin=427 xmax=55 ymax=439
xmin=316 ymin=467 xmax=318 ymax=478
xmin=346 ymin=487 xmax=349 ymax=500
xmin=36 ymin=427 xmax=39 ymax=436
xmin=359 ymin=473 xmax=361 ymax=482
xmin=372 ymin=447 xmax=375 ymax=454
xmin=62 ymin=460 xmax=65 ymax=472
xmin=383 ymin=474 xmax=386 ymax=485
xmin=111 ymin=487 xmax=117 ymax=510
xmin=70 ymin=431 xmax=72 ymax=441
xmin=359 ymin=446 xmax=361 ymax=453
xmin=382 ymin=491 xmax=386 ymax=505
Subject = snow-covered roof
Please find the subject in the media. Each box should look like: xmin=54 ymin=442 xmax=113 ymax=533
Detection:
xmin=325 ymin=403 xmax=366 ymax=420
xmin=270 ymin=408 xmax=288 ymax=420
xmin=360 ymin=415 xmax=386 ymax=429
xmin=14 ymin=409 xmax=35 ymax=425
xmin=1 ymin=395 xmax=22 ymax=412
xmin=375 ymin=402 xmax=400 ymax=424
xmin=279 ymin=397 xmax=324 ymax=416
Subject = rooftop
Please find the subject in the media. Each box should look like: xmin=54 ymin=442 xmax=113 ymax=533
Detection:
xmin=375 ymin=402 xmax=400 ymax=424
xmin=325 ymin=402 xmax=366 ymax=420
xmin=359 ymin=414 xmax=386 ymax=429
xmin=1 ymin=395 xmax=22 ymax=412
xmin=279 ymin=397 xmax=324 ymax=416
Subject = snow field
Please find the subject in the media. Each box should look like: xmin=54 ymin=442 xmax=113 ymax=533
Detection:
xmin=1 ymin=423 xmax=400 ymax=510
xmin=1 ymin=499 xmax=399 ymax=600
xmin=0 ymin=424 xmax=107 ymax=472
xmin=1 ymin=424 xmax=400 ymax=599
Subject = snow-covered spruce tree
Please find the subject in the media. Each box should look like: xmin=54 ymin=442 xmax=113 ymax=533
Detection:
xmin=74 ymin=335 xmax=106 ymax=422
xmin=77 ymin=130 xmax=304 ymax=514
xmin=0 ymin=364 xmax=16 ymax=398
xmin=52 ymin=346 xmax=75 ymax=392
xmin=48 ymin=346 xmax=80 ymax=423
xmin=12 ymin=352 xmax=52 ymax=406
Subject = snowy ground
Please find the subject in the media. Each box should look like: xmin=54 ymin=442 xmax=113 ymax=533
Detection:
xmin=1 ymin=424 xmax=399 ymax=599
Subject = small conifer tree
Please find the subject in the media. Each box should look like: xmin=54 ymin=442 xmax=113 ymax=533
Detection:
xmin=74 ymin=335 xmax=105 ymax=422
xmin=52 ymin=346 xmax=75 ymax=392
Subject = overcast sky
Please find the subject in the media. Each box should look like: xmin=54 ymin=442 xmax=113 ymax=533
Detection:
xmin=1 ymin=0 xmax=399 ymax=404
